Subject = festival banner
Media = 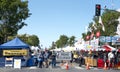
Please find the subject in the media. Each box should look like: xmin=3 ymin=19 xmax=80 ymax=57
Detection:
xmin=105 ymin=36 xmax=112 ymax=42
xmin=99 ymin=36 xmax=106 ymax=42
xmin=112 ymin=36 xmax=118 ymax=42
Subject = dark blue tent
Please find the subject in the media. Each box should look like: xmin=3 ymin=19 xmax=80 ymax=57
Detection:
xmin=0 ymin=37 xmax=29 ymax=49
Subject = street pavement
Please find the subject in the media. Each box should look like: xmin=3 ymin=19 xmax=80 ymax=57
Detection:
xmin=0 ymin=62 xmax=119 ymax=72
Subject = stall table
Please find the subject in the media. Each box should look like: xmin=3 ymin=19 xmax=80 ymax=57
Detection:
xmin=85 ymin=57 xmax=97 ymax=67
xmin=97 ymin=58 xmax=104 ymax=68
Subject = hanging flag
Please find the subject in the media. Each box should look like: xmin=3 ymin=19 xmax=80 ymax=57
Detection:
xmin=90 ymin=32 xmax=94 ymax=39
xmin=92 ymin=22 xmax=97 ymax=30
xmin=86 ymin=35 xmax=90 ymax=40
xmin=99 ymin=16 xmax=105 ymax=31
xmin=96 ymin=31 xmax=100 ymax=38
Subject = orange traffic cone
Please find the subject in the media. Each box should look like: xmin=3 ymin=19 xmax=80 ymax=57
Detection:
xmin=86 ymin=63 xmax=90 ymax=70
xmin=66 ymin=63 xmax=69 ymax=70
xmin=104 ymin=62 xmax=107 ymax=70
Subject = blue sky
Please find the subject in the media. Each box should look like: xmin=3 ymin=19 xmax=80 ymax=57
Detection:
xmin=18 ymin=0 xmax=120 ymax=48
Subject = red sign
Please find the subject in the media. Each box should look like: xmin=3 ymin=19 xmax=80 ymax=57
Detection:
xmin=90 ymin=32 xmax=94 ymax=39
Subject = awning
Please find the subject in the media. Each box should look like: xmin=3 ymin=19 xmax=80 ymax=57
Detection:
xmin=102 ymin=45 xmax=116 ymax=51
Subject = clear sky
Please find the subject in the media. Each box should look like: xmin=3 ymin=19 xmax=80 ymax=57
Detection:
xmin=18 ymin=0 xmax=120 ymax=48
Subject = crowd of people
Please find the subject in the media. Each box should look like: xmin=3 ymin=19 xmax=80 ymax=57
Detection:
xmin=29 ymin=49 xmax=120 ymax=69
xmin=72 ymin=50 xmax=120 ymax=69
xmin=29 ymin=49 xmax=74 ymax=68
xmin=32 ymin=49 xmax=57 ymax=68
xmin=104 ymin=50 xmax=120 ymax=69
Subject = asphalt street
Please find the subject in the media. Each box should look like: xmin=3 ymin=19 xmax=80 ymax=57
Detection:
xmin=0 ymin=63 xmax=119 ymax=72
xmin=0 ymin=67 xmax=119 ymax=72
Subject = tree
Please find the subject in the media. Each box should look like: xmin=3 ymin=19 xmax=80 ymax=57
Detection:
xmin=7 ymin=34 xmax=40 ymax=46
xmin=49 ymin=41 xmax=56 ymax=50
xmin=0 ymin=0 xmax=31 ymax=44
xmin=68 ymin=36 xmax=75 ymax=46
xmin=55 ymin=40 xmax=62 ymax=48
xmin=82 ymin=9 xmax=120 ymax=41
xmin=55 ymin=35 xmax=69 ymax=48
xmin=60 ymin=35 xmax=69 ymax=47
xmin=82 ymin=33 xmax=87 ymax=40
xmin=18 ymin=34 xmax=39 ymax=46
xmin=101 ymin=9 xmax=120 ymax=36
xmin=27 ymin=35 xmax=39 ymax=46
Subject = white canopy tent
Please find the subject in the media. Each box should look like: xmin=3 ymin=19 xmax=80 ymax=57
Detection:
xmin=51 ymin=48 xmax=62 ymax=51
xmin=62 ymin=46 xmax=76 ymax=52
xmin=74 ymin=39 xmax=86 ymax=51
xmin=30 ymin=46 xmax=39 ymax=51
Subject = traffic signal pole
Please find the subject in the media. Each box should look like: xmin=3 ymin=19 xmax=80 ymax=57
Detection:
xmin=95 ymin=4 xmax=101 ymax=16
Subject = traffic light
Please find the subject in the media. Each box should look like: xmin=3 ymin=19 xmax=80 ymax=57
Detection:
xmin=95 ymin=4 xmax=101 ymax=16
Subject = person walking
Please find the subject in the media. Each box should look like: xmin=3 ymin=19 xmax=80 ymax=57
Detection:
xmin=108 ymin=51 xmax=114 ymax=69
xmin=103 ymin=52 xmax=108 ymax=63
xmin=70 ymin=51 xmax=73 ymax=64
xmin=37 ymin=50 xmax=43 ymax=68
xmin=43 ymin=50 xmax=49 ymax=68
xmin=78 ymin=54 xmax=83 ymax=67
xmin=51 ymin=51 xmax=56 ymax=68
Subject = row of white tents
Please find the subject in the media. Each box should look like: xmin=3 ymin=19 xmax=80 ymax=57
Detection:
xmin=52 ymin=45 xmax=117 ymax=52
xmin=51 ymin=38 xmax=117 ymax=52
xmin=30 ymin=45 xmax=117 ymax=52
xmin=30 ymin=39 xmax=117 ymax=52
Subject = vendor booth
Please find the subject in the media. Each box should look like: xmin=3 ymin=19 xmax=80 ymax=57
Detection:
xmin=0 ymin=37 xmax=30 ymax=68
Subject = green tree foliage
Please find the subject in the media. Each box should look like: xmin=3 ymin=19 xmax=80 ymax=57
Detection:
xmin=101 ymin=9 xmax=120 ymax=36
xmin=56 ymin=40 xmax=62 ymax=48
xmin=82 ymin=9 xmax=120 ymax=40
xmin=82 ymin=33 xmax=86 ymax=40
xmin=0 ymin=0 xmax=30 ymax=44
xmin=8 ymin=34 xmax=40 ymax=46
xmin=68 ymin=36 xmax=75 ymax=46
xmin=49 ymin=41 xmax=56 ymax=50
xmin=55 ymin=35 xmax=69 ymax=48
xmin=55 ymin=35 xmax=76 ymax=48
xmin=26 ymin=35 xmax=39 ymax=46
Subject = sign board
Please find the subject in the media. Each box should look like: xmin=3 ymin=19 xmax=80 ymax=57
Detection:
xmin=112 ymin=36 xmax=118 ymax=42
xmin=100 ymin=36 xmax=120 ymax=43
xmin=3 ymin=50 xmax=27 ymax=56
xmin=105 ymin=36 xmax=112 ymax=42
xmin=5 ymin=57 xmax=13 ymax=67
xmin=56 ymin=52 xmax=71 ymax=60
xmin=99 ymin=36 xmax=106 ymax=42
xmin=14 ymin=59 xmax=21 ymax=69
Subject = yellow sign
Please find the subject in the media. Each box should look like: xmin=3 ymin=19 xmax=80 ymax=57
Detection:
xmin=3 ymin=50 xmax=28 ymax=56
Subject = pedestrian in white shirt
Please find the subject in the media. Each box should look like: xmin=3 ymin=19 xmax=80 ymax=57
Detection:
xmin=108 ymin=51 xmax=114 ymax=69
